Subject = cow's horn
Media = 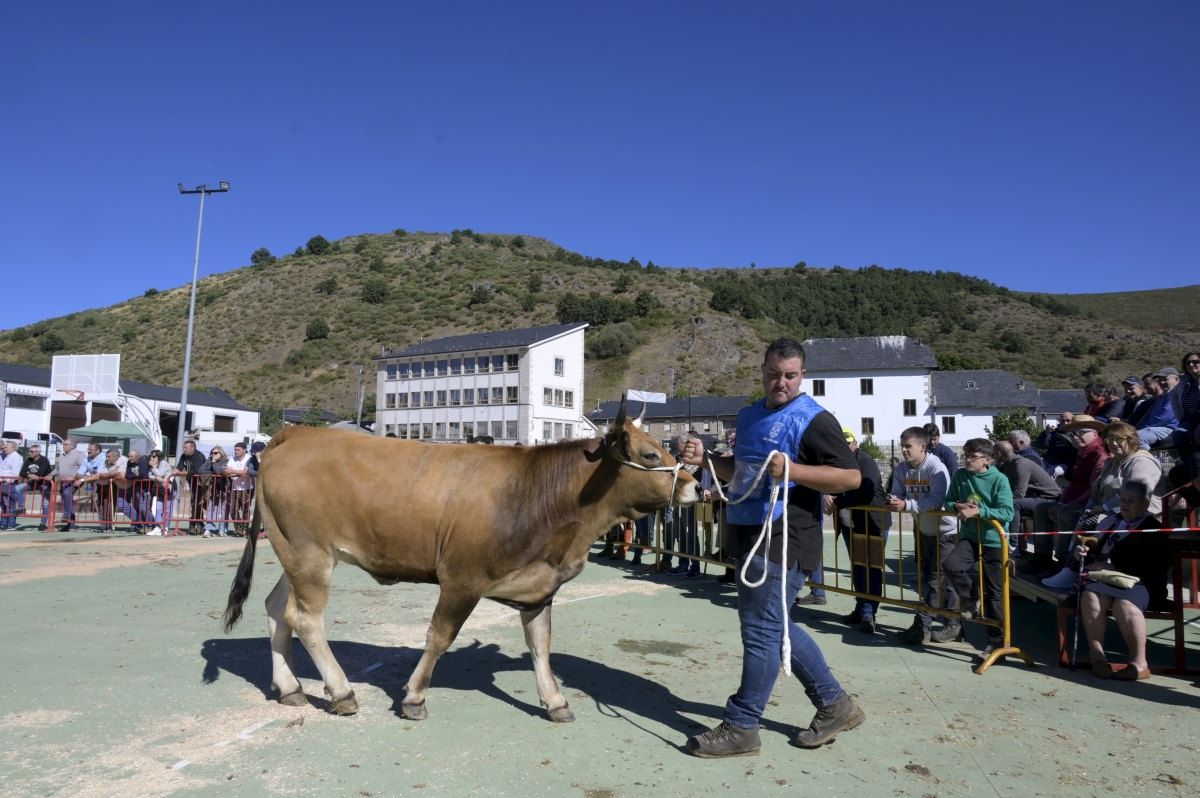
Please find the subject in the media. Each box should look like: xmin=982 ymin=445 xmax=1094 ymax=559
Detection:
xmin=633 ymin=401 xmax=646 ymax=429
xmin=612 ymin=392 xmax=629 ymax=431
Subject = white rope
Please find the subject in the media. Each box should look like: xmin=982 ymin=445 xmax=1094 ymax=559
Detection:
xmin=702 ymin=450 xmax=794 ymax=676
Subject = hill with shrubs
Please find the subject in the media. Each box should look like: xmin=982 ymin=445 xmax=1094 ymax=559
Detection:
xmin=0 ymin=228 xmax=1195 ymax=422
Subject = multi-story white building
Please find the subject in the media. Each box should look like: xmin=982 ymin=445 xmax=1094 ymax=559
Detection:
xmin=802 ymin=336 xmax=937 ymax=443
xmin=374 ymin=322 xmax=588 ymax=445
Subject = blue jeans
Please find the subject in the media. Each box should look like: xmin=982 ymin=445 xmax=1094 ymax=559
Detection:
xmin=725 ymin=555 xmax=845 ymax=729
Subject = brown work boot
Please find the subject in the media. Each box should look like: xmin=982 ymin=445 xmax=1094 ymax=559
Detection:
xmin=686 ymin=721 xmax=761 ymax=758
xmin=793 ymin=693 xmax=865 ymax=748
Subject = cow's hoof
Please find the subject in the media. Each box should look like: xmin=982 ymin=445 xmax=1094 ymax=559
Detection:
xmin=547 ymin=705 xmax=575 ymax=723
xmin=329 ymin=692 xmax=358 ymax=716
xmin=278 ymin=691 xmax=308 ymax=707
xmin=401 ymin=701 xmax=428 ymax=721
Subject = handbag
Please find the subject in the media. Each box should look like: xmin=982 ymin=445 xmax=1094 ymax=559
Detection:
xmin=1086 ymin=569 xmax=1140 ymax=590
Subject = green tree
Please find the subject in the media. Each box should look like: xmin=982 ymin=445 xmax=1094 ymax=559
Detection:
xmin=520 ymin=293 xmax=537 ymax=312
xmin=613 ymin=273 xmax=633 ymax=294
xmin=305 ymin=318 xmax=330 ymax=341
xmin=361 ymin=278 xmax=389 ymax=304
xmin=511 ymin=235 xmax=526 ymax=249
xmin=300 ymin=406 xmax=327 ymax=426
xmin=998 ymin=329 xmax=1030 ymax=353
xmin=143 ymin=288 xmax=159 ymax=297
xmin=315 ymin=276 xmax=339 ymax=295
xmin=586 ymin=323 xmax=639 ymax=359
xmin=39 ymin=332 xmax=65 ymax=352
xmin=368 ymin=254 xmax=386 ymax=272
xmin=1062 ymin=336 xmax=1089 ymax=358
xmin=936 ymin=352 xmax=982 ymax=370
xmin=257 ymin=403 xmax=284 ymax=436
xmin=634 ymin=290 xmax=661 ymax=317
xmin=393 ymin=228 xmax=407 ymax=237
xmin=306 ymin=235 xmax=332 ymax=256
xmin=468 ymin=284 xmax=492 ymax=307
xmin=984 ymin=408 xmax=1037 ymax=442
xmin=526 ymin=272 xmax=543 ymax=293
xmin=250 ymin=247 xmax=276 ymax=267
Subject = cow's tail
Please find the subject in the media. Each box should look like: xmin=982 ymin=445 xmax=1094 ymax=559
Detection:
xmin=223 ymin=497 xmax=263 ymax=633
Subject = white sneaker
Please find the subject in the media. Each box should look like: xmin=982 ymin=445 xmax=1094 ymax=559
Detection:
xmin=202 ymin=531 xmax=212 ymax=538
xmin=1041 ymin=566 xmax=1077 ymax=590
xmin=147 ymin=527 xmax=162 ymax=536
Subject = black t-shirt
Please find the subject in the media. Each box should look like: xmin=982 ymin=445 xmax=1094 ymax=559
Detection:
xmin=733 ymin=409 xmax=858 ymax=568
xmin=20 ymin=455 xmax=52 ymax=480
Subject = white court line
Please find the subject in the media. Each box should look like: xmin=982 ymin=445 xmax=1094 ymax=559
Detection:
xmin=170 ymin=718 xmax=277 ymax=770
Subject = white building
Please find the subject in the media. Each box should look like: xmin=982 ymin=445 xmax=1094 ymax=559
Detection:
xmin=802 ymin=336 xmax=937 ymax=444
xmin=929 ymin=370 xmax=1041 ymax=442
xmin=0 ymin=361 xmax=261 ymax=455
xmin=374 ymin=322 xmax=588 ymax=445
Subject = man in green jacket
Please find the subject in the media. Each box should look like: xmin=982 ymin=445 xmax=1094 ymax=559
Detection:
xmin=940 ymin=437 xmax=1015 ymax=655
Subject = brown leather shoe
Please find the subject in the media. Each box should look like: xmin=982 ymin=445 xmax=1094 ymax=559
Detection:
xmin=1091 ymin=661 xmax=1114 ymax=679
xmin=1114 ymin=664 xmax=1150 ymax=681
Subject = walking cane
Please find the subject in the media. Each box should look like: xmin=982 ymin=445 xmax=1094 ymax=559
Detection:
xmin=1067 ymin=509 xmax=1090 ymax=672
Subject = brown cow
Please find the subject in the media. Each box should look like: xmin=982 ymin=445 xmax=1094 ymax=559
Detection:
xmin=223 ymin=396 xmax=699 ymax=721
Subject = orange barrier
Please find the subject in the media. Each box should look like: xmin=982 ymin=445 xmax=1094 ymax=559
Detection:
xmin=0 ymin=475 xmax=56 ymax=530
xmin=167 ymin=473 xmax=255 ymax=536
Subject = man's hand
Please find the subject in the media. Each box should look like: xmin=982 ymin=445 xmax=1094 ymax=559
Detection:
xmin=822 ymin=495 xmax=835 ymax=515
xmin=680 ymin=438 xmax=706 ymax=468
xmin=886 ymin=495 xmax=906 ymax=512
xmin=767 ymin=452 xmax=791 ymax=481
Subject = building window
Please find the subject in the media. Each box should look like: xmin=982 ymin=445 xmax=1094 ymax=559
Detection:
xmin=663 ymin=422 xmax=672 ymax=432
xmin=860 ymin=378 xmax=874 ymax=396
xmin=436 ymin=390 xmax=447 ymax=407
xmin=492 ymin=387 xmax=504 ymax=404
xmin=563 ymin=390 xmax=573 ymax=408
xmin=563 ymin=425 xmax=573 ymax=439
xmin=492 ymin=420 xmax=504 ymax=439
xmin=450 ymin=389 xmax=461 ymax=407
xmin=702 ymin=421 xmax=711 ymax=432
xmin=410 ymin=392 xmax=421 ymax=408
xmin=903 ymin=399 xmax=917 ymax=416
xmin=966 ymin=380 xmax=977 ymax=390
xmin=464 ymin=357 xmax=476 ymax=374
xmin=478 ymin=390 xmax=489 ymax=405
xmin=435 ymin=422 xmax=446 ymax=439
xmin=553 ymin=422 xmax=563 ymax=439
xmin=386 ymin=364 xmax=398 ymax=380
xmin=421 ymin=423 xmax=433 ymax=440
xmin=436 ymin=359 xmax=448 ymax=376
xmin=492 ymin=355 xmax=505 ymax=372
xmin=477 ymin=356 xmax=489 ymax=374
xmin=544 ymin=387 xmax=553 ymax=405
xmin=554 ymin=357 xmax=565 ymax=377
xmin=396 ymin=393 xmax=409 ymax=408
xmin=942 ymin=416 xmax=957 ymax=434
xmin=397 ymin=425 xmax=408 ymax=439
xmin=554 ymin=389 xmax=563 ymax=407
xmin=6 ymin=394 xmax=47 ymax=410
xmin=214 ymin=415 xmax=236 ymax=433
xmin=398 ymin=363 xmax=411 ymax=379
xmin=463 ymin=422 xmax=475 ymax=439
xmin=384 ymin=392 xmax=396 ymax=409
xmin=424 ymin=361 xmax=436 ymax=377
xmin=463 ymin=388 xmax=474 ymax=405
xmin=543 ymin=422 xmax=553 ymax=441
xmin=423 ymin=391 xmax=434 ymax=407
xmin=811 ymin=379 xmax=825 ymax=397
xmin=506 ymin=386 xmax=518 ymax=404
xmin=450 ymin=358 xmax=461 ymax=375
xmin=861 ymin=417 xmax=875 ymax=436
xmin=506 ymin=354 xmax=518 ymax=371
xmin=448 ymin=421 xmax=460 ymax=439
xmin=505 ymin=420 xmax=518 ymax=440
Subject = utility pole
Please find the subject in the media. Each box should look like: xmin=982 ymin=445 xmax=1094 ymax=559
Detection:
xmin=175 ymin=181 xmax=230 ymax=459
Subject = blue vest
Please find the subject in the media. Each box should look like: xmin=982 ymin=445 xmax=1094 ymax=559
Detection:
xmin=726 ymin=394 xmax=824 ymax=525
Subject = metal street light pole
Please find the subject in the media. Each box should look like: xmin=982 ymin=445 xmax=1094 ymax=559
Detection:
xmin=175 ymin=181 xmax=230 ymax=459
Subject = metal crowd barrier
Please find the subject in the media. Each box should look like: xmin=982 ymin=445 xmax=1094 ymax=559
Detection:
xmin=0 ymin=473 xmax=255 ymax=536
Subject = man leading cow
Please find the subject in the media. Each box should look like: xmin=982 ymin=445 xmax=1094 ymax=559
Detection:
xmin=681 ymin=338 xmax=865 ymax=758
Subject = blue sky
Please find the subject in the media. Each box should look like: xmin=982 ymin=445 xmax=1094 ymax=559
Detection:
xmin=3 ymin=1 xmax=1197 ymax=330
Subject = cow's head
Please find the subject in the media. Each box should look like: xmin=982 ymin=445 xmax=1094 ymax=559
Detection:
xmin=604 ymin=393 xmax=701 ymax=512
